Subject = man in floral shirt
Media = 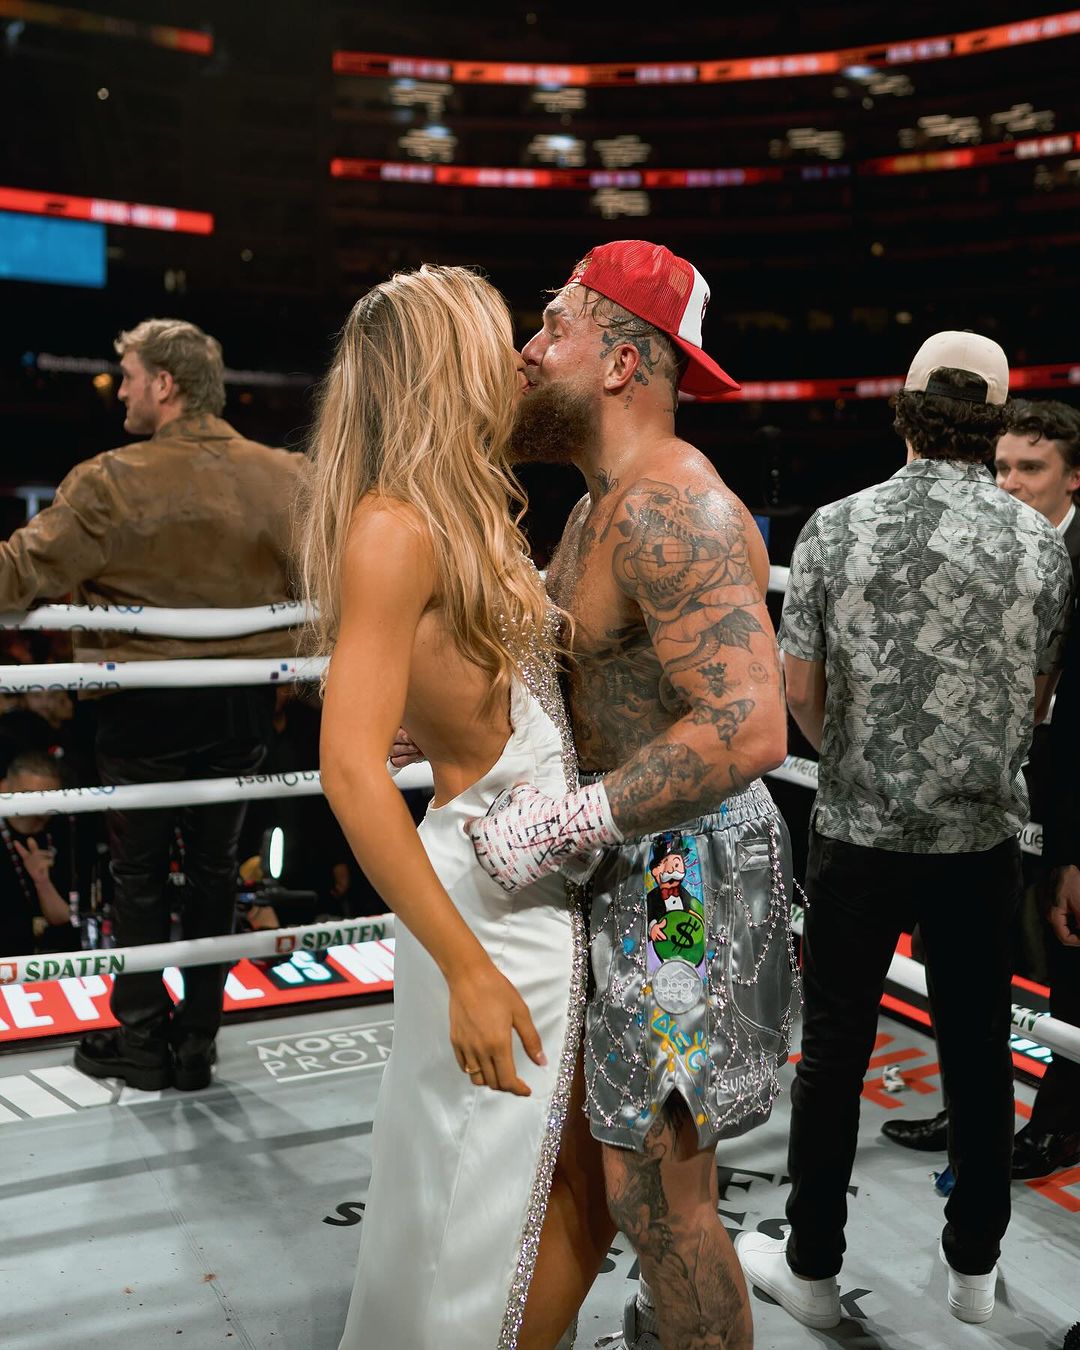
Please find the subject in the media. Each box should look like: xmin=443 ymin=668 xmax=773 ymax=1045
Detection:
xmin=736 ymin=332 xmax=1073 ymax=1330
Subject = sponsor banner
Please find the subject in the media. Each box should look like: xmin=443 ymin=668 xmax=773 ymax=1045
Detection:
xmin=0 ymin=940 xmax=395 ymax=1045
xmin=249 ymin=1019 xmax=394 ymax=1083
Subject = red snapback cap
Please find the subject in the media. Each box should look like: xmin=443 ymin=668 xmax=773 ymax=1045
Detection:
xmin=566 ymin=240 xmax=739 ymax=401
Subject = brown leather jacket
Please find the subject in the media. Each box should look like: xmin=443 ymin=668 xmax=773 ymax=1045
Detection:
xmin=0 ymin=414 xmax=308 ymax=667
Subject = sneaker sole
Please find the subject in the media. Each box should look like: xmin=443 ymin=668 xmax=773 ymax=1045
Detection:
xmin=740 ymin=1257 xmax=841 ymax=1329
xmin=73 ymin=1049 xmax=172 ymax=1092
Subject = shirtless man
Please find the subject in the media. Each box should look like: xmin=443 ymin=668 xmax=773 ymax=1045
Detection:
xmin=469 ymin=241 xmax=797 ymax=1350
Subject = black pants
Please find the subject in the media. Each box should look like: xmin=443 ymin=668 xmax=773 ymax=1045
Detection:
xmin=96 ymin=688 xmax=272 ymax=1048
xmin=786 ymin=828 xmax=1021 ymax=1279
xmin=1029 ymin=912 xmax=1080 ymax=1134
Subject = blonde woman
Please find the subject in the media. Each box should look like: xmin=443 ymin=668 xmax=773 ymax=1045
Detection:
xmin=300 ymin=266 xmax=611 ymax=1350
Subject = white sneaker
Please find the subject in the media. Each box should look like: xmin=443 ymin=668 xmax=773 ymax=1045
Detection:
xmin=734 ymin=1231 xmax=841 ymax=1329
xmin=939 ymin=1239 xmax=997 ymax=1323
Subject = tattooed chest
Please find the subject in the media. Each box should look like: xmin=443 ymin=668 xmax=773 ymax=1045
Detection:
xmin=568 ymin=622 xmax=686 ymax=771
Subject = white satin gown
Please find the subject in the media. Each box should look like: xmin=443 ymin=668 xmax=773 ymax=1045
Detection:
xmin=338 ymin=678 xmax=584 ymax=1350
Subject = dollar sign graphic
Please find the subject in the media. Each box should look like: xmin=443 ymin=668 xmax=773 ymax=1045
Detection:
xmin=670 ymin=916 xmax=698 ymax=952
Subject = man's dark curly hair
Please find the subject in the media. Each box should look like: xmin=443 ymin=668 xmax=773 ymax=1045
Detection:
xmin=1006 ymin=398 xmax=1080 ymax=472
xmin=892 ymin=367 xmax=1008 ymax=464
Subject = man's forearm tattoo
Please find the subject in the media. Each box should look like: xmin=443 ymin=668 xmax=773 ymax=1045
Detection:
xmin=605 ymin=742 xmax=711 ymax=835
xmin=691 ymin=697 xmax=756 ymax=748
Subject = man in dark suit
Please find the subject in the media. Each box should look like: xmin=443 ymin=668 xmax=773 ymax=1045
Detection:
xmin=1015 ymin=572 xmax=1080 ymax=1177
xmin=997 ymin=401 xmax=1078 ymax=1175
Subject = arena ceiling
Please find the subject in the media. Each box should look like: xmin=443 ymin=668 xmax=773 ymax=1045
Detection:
xmin=1 ymin=0 xmax=1077 ymax=521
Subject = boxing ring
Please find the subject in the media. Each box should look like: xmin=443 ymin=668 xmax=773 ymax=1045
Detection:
xmin=0 ymin=598 xmax=1076 ymax=1349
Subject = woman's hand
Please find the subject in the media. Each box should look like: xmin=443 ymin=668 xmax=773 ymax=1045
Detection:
xmin=448 ymin=960 xmax=546 ymax=1096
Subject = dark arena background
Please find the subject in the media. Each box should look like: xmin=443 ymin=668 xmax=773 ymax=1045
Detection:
xmin=0 ymin=4 xmax=1078 ymax=1349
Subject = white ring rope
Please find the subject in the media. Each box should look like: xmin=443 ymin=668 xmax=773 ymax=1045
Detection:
xmin=0 ymin=770 xmax=324 ymax=816
xmin=0 ymin=601 xmax=313 ymax=637
xmin=3 ymin=906 xmax=1077 ymax=1065
xmin=0 ymin=757 xmax=1045 ymax=856
xmin=0 ymin=656 xmax=327 ymax=694
xmin=768 ymin=564 xmax=789 ymax=594
xmin=0 ymin=915 xmax=393 ymax=987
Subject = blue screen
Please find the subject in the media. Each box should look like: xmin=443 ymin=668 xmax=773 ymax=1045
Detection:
xmin=0 ymin=211 xmax=106 ymax=289
xmin=752 ymin=513 xmax=771 ymax=546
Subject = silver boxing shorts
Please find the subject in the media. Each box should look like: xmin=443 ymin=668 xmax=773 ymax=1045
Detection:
xmin=579 ymin=776 xmax=800 ymax=1152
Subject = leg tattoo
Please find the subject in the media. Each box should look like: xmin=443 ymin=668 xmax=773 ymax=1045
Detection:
xmin=605 ymin=1105 xmax=751 ymax=1349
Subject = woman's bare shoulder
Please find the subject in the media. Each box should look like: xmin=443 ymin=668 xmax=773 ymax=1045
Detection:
xmin=346 ymin=495 xmax=435 ymax=561
xmin=341 ymin=495 xmax=438 ymax=601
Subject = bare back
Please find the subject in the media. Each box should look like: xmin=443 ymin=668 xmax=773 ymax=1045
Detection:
xmin=405 ymin=605 xmax=512 ymax=806
xmin=547 ymin=441 xmax=772 ymax=775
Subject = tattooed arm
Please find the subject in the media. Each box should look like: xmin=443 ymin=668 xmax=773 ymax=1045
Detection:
xmin=600 ymin=478 xmax=786 ymax=837
xmin=467 ymin=476 xmax=785 ymax=890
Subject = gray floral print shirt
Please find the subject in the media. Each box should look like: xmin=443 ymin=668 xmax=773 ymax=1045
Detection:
xmin=779 ymin=457 xmax=1073 ymax=853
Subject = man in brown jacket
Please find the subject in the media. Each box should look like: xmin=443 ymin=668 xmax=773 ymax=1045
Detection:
xmin=0 ymin=318 xmax=306 ymax=1091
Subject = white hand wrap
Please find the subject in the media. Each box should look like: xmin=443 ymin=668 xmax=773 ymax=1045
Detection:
xmin=468 ymin=781 xmax=624 ymax=893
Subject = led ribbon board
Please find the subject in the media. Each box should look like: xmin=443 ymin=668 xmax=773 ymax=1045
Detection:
xmin=334 ymin=11 xmax=1080 ymax=86
xmin=0 ymin=0 xmax=211 ymax=54
xmin=0 ymin=187 xmax=213 ymax=236
xmin=331 ymin=129 xmax=1080 ymax=191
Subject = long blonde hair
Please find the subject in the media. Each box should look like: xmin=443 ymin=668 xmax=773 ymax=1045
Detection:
xmin=298 ymin=264 xmax=553 ymax=705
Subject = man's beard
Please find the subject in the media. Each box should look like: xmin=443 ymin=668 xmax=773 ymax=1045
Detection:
xmin=507 ymin=381 xmax=599 ymax=465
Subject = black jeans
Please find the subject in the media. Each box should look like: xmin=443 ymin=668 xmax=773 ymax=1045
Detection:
xmin=96 ymin=688 xmax=273 ymax=1048
xmin=1028 ymin=910 xmax=1080 ymax=1134
xmin=786 ymin=828 xmax=1021 ymax=1279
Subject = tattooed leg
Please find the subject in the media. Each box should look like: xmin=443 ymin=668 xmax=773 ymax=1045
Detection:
xmin=602 ymin=1098 xmax=753 ymax=1349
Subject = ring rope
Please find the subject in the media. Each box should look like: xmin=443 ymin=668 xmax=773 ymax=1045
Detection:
xmin=0 ymin=770 xmax=323 ymax=815
xmin=0 ymin=656 xmax=327 ymax=694
xmin=2 ymin=908 xmax=1077 ymax=1065
xmin=0 ymin=601 xmax=313 ymax=637
xmin=0 ymin=915 xmax=393 ymax=987
xmin=0 ymin=758 xmax=1043 ymax=855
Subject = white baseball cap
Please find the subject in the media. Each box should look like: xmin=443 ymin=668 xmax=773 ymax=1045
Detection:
xmin=903 ymin=330 xmax=1009 ymax=405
